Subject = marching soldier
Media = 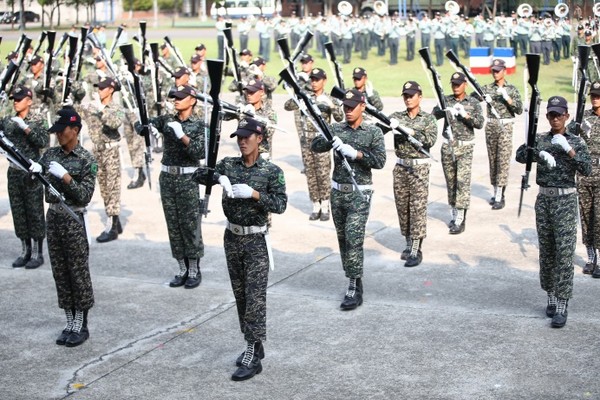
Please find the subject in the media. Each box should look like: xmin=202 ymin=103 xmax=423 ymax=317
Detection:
xmin=30 ymin=107 xmax=97 ymax=347
xmin=237 ymin=79 xmax=277 ymax=160
xmin=388 ymin=81 xmax=437 ymax=267
xmin=477 ymin=59 xmax=523 ymax=210
xmin=3 ymin=85 xmax=49 ymax=268
xmin=352 ymin=67 xmax=383 ymax=111
xmin=432 ymin=73 xmax=484 ymax=234
xmin=311 ymin=88 xmax=386 ymax=310
xmin=123 ymin=59 xmax=147 ymax=190
xmin=238 ymin=16 xmax=252 ymax=51
xmin=516 ymin=96 xmax=592 ymax=328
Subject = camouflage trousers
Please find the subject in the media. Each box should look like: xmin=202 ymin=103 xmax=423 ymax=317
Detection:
xmin=577 ymin=181 xmax=600 ymax=248
xmin=47 ymin=209 xmax=94 ymax=310
xmin=393 ymin=163 xmax=430 ymax=240
xmin=299 ymin=139 xmax=331 ymax=202
xmin=159 ymin=172 xmax=204 ymax=260
xmin=123 ymin=120 xmax=144 ymax=169
xmin=441 ymin=143 xmax=474 ymax=209
xmin=7 ymin=168 xmax=46 ymax=240
xmin=485 ymin=120 xmax=514 ymax=187
xmin=535 ymin=192 xmax=578 ymax=299
xmin=94 ymin=146 xmax=121 ymax=216
xmin=224 ymin=229 xmax=269 ymax=343
xmin=331 ymin=188 xmax=373 ymax=278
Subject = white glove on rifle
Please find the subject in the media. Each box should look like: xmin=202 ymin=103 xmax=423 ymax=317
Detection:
xmin=237 ymin=103 xmax=255 ymax=116
xmin=11 ymin=116 xmax=29 ymax=131
xmin=331 ymin=136 xmax=343 ymax=150
xmin=453 ymin=103 xmax=468 ymax=118
xmin=398 ymin=125 xmax=415 ymax=136
xmin=150 ymin=125 xmax=160 ymax=140
xmin=446 ymin=107 xmax=458 ymax=118
xmin=484 ymin=94 xmax=493 ymax=104
xmin=338 ymin=143 xmax=358 ymax=160
xmin=218 ymin=175 xmax=234 ymax=198
xmin=365 ymin=80 xmax=374 ymax=97
xmin=497 ymin=87 xmax=511 ymax=101
xmin=28 ymin=160 xmax=42 ymax=174
xmin=582 ymin=120 xmax=592 ymax=137
xmin=539 ymin=151 xmax=556 ymax=168
xmin=167 ymin=121 xmax=185 ymax=139
xmin=232 ymin=183 xmax=254 ymax=199
xmin=551 ymin=134 xmax=572 ymax=153
xmin=48 ymin=161 xmax=68 ymax=179
xmin=389 ymin=118 xmax=400 ymax=130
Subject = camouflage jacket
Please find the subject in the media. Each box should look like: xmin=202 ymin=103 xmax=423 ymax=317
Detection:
xmin=214 ymin=156 xmax=287 ymax=227
xmin=19 ymin=74 xmax=57 ymax=116
xmin=389 ymin=109 xmax=438 ymax=159
xmin=432 ymin=94 xmax=484 ymax=141
xmin=39 ymin=144 xmax=97 ymax=207
xmin=146 ymin=113 xmax=206 ymax=167
xmin=475 ymin=80 xmax=523 ymax=119
xmin=77 ymin=101 xmax=123 ymax=147
xmin=311 ymin=120 xmax=386 ymax=185
xmin=516 ymin=131 xmax=592 ymax=188
xmin=224 ymin=104 xmax=277 ymax=155
xmin=284 ymin=92 xmax=343 ymax=139
xmin=0 ymin=112 xmax=49 ymax=160
xmin=567 ymin=109 xmax=600 ymax=183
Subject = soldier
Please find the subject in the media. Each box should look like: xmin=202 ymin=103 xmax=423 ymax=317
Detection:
xmin=246 ymin=57 xmax=277 ymax=108
xmin=418 ymin=14 xmax=431 ymax=49
xmin=352 ymin=67 xmax=383 ymax=111
xmin=516 ymin=96 xmax=592 ymax=328
xmin=311 ymin=88 xmax=386 ymax=310
xmin=216 ymin=15 xmax=227 ymax=61
xmin=140 ymin=85 xmax=205 ymax=289
xmin=196 ymin=117 xmax=287 ymax=381
xmin=123 ymin=59 xmax=147 ymax=190
xmin=29 ymin=107 xmax=97 ymax=346
xmin=478 ymin=59 xmax=523 ymax=209
xmin=567 ymin=82 xmax=600 ymax=277
xmin=432 ymin=73 xmax=484 ymax=234
xmin=387 ymin=81 xmax=437 ymax=266
xmin=284 ymin=68 xmax=343 ymax=221
xmin=239 ymin=79 xmax=277 ymax=160
xmin=238 ymin=15 xmax=252 ymax=51
xmin=3 ymin=85 xmax=48 ymax=268
xmin=405 ymin=17 xmax=417 ymax=61
xmin=160 ymin=43 xmax=179 ymax=72
xmin=431 ymin=12 xmax=446 ymax=66
xmin=22 ymin=55 xmax=57 ymax=117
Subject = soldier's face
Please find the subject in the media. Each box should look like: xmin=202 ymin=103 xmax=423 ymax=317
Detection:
xmin=591 ymin=93 xmax=600 ymax=109
xmin=343 ymin=102 xmax=365 ymax=124
xmin=98 ymin=86 xmax=113 ymax=101
xmin=492 ymin=68 xmax=505 ymax=81
xmin=301 ymin=60 xmax=313 ymax=73
xmin=353 ymin=75 xmax=366 ymax=90
xmin=174 ymin=95 xmax=196 ymax=111
xmin=310 ymin=77 xmax=325 ymax=93
xmin=56 ymin=126 xmax=79 ymax=148
xmin=237 ymin=133 xmax=262 ymax=156
xmin=245 ymin=89 xmax=263 ymax=105
xmin=13 ymin=96 xmax=32 ymax=113
xmin=175 ymin=75 xmax=189 ymax=86
xmin=546 ymin=112 xmax=569 ymax=132
xmin=403 ymin=92 xmax=422 ymax=110
xmin=451 ymin=82 xmax=466 ymax=97
xmin=31 ymin=61 xmax=43 ymax=75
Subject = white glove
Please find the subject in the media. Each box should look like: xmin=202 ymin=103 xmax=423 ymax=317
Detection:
xmin=11 ymin=116 xmax=28 ymax=130
xmin=96 ymin=69 xmax=107 ymax=79
xmin=48 ymin=161 xmax=68 ymax=179
xmin=365 ymin=80 xmax=374 ymax=97
xmin=484 ymin=94 xmax=493 ymax=104
xmin=399 ymin=125 xmax=415 ymax=136
xmin=232 ymin=183 xmax=254 ymax=199
xmin=165 ymin=101 xmax=175 ymax=112
xmin=453 ymin=103 xmax=468 ymax=118
xmin=238 ymin=103 xmax=255 ymax=116
xmin=150 ymin=125 xmax=160 ymax=139
xmin=62 ymin=98 xmax=73 ymax=107
xmin=247 ymin=64 xmax=263 ymax=78
xmin=539 ymin=151 xmax=556 ymax=168
xmin=28 ymin=160 xmax=42 ymax=174
xmin=551 ymin=134 xmax=572 ymax=153
xmin=582 ymin=120 xmax=592 ymax=137
xmin=167 ymin=121 xmax=185 ymax=139
xmin=497 ymin=87 xmax=510 ymax=101
xmin=447 ymin=107 xmax=458 ymax=118
xmin=389 ymin=118 xmax=400 ymax=130
xmin=331 ymin=136 xmax=343 ymax=150
xmin=91 ymin=92 xmax=104 ymax=112
xmin=218 ymin=175 xmax=234 ymax=198
xmin=338 ymin=143 xmax=358 ymax=160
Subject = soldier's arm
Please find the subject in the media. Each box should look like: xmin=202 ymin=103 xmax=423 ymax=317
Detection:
xmin=465 ymin=99 xmax=485 ymax=129
xmin=356 ymin=127 xmax=386 ymax=170
xmin=62 ymin=153 xmax=98 ymax=205
xmin=182 ymin=120 xmax=205 ymax=160
xmin=256 ymin=164 xmax=287 ymax=215
xmin=506 ymin=85 xmax=524 ymax=115
xmin=416 ymin=114 xmax=439 ymax=148
xmin=26 ymin=116 xmax=49 ymax=150
xmin=431 ymin=104 xmax=444 ymax=120
xmin=368 ymin=91 xmax=384 ymax=111
xmin=571 ymin=136 xmax=592 ymax=177
xmin=100 ymin=107 xmax=123 ymax=130
xmin=283 ymin=98 xmax=298 ymax=111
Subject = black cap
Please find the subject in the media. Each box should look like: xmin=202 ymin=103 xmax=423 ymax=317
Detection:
xmin=173 ymin=67 xmax=191 ymax=78
xmin=252 ymin=57 xmax=266 ymax=66
xmin=585 ymin=30 xmax=593 ymax=36
xmin=229 ymin=118 xmax=266 ymax=138
xmin=342 ymin=88 xmax=365 ymax=108
xmin=49 ymin=107 xmax=82 ymax=132
xmin=195 ymin=43 xmax=206 ymax=51
xmin=352 ymin=67 xmax=367 ymax=79
xmin=244 ymin=79 xmax=265 ymax=92
xmin=239 ymin=48 xmax=252 ymax=56
xmin=300 ymin=54 xmax=314 ymax=63
xmin=191 ymin=54 xmax=202 ymax=64
xmin=9 ymin=85 xmax=32 ymax=101
xmin=309 ymin=68 xmax=327 ymax=80
xmin=491 ymin=59 xmax=506 ymax=71
xmin=169 ymin=85 xmax=197 ymax=99
xmin=94 ymin=77 xmax=119 ymax=91
xmin=29 ymin=55 xmax=43 ymax=65
xmin=402 ymin=81 xmax=422 ymax=95
xmin=6 ymin=51 xmax=17 ymax=60
xmin=590 ymin=81 xmax=600 ymax=96
xmin=450 ymin=72 xmax=467 ymax=85
xmin=547 ymin=96 xmax=568 ymax=114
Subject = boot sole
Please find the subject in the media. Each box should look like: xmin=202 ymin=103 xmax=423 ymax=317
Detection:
xmin=231 ymin=363 xmax=263 ymax=381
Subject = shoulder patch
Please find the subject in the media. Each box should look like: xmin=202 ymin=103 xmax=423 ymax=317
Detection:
xmin=278 ymin=172 xmax=285 ymax=185
xmin=90 ymin=163 xmax=98 ymax=175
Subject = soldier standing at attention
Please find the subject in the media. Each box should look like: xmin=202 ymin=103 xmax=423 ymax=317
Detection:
xmin=516 ymin=96 xmax=591 ymax=328
xmin=432 ymin=73 xmax=484 ymax=234
xmin=284 ymin=68 xmax=343 ymax=221
xmin=478 ymin=59 xmax=523 ymax=210
xmin=29 ymin=107 xmax=97 ymax=346
xmin=140 ymin=85 xmax=205 ymax=289
xmin=77 ymin=77 xmax=124 ymax=243
xmin=311 ymin=89 xmax=386 ymax=311
xmin=196 ymin=117 xmax=287 ymax=381
xmin=352 ymin=67 xmax=384 ymax=111
xmin=388 ymin=81 xmax=437 ymax=267
xmin=4 ymin=85 xmax=49 ymax=268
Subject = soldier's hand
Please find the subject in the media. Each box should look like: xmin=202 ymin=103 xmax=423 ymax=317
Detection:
xmin=365 ymin=80 xmax=374 ymax=97
xmin=62 ymin=98 xmax=74 ymax=107
xmin=338 ymin=143 xmax=358 ymax=160
xmin=453 ymin=103 xmax=468 ymax=118
xmin=232 ymin=183 xmax=254 ymax=199
xmin=237 ymin=103 xmax=255 ymax=116
xmin=539 ymin=151 xmax=556 ymax=168
xmin=48 ymin=161 xmax=68 ymax=179
xmin=484 ymin=94 xmax=493 ymax=104
xmin=582 ymin=120 xmax=592 ymax=136
xmin=150 ymin=125 xmax=160 ymax=140
xmin=11 ymin=116 xmax=29 ymax=131
xmin=167 ymin=121 xmax=185 ymax=139
xmin=331 ymin=136 xmax=344 ymax=150
xmin=218 ymin=175 xmax=234 ymax=198
xmin=28 ymin=160 xmax=42 ymax=174
xmin=551 ymin=134 xmax=572 ymax=153
xmin=398 ymin=125 xmax=415 ymax=136
xmin=389 ymin=118 xmax=400 ymax=130
xmin=497 ymin=87 xmax=510 ymax=101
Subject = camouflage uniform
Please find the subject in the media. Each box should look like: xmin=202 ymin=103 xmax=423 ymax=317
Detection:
xmin=225 ymin=105 xmax=277 ymax=158
xmin=432 ymin=95 xmax=484 ymax=210
xmin=40 ymin=144 xmax=97 ymax=311
xmin=20 ymin=74 xmax=57 ymax=125
xmin=214 ymin=156 xmax=287 ymax=343
xmin=2 ymin=113 xmax=49 ymax=241
xmin=389 ymin=109 xmax=438 ymax=255
xmin=516 ymin=131 xmax=591 ymax=300
xmin=311 ymin=121 xmax=386 ymax=278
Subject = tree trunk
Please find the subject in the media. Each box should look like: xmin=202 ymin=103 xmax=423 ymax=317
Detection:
xmin=19 ymin=0 xmax=25 ymax=31
xmin=76 ymin=4 xmax=79 ymax=24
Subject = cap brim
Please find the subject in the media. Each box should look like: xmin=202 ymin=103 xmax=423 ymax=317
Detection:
xmin=230 ymin=128 xmax=257 ymax=138
xmin=244 ymin=87 xmax=262 ymax=93
xmin=491 ymin=67 xmax=505 ymax=72
xmin=342 ymin=100 xmax=362 ymax=108
xmin=48 ymin=123 xmax=68 ymax=133
xmin=547 ymin=106 xmax=567 ymax=114
xmin=169 ymin=92 xmax=189 ymax=99
xmin=451 ymin=80 xmax=466 ymax=85
xmin=402 ymin=89 xmax=421 ymax=95
xmin=352 ymin=74 xmax=365 ymax=79
xmin=590 ymin=90 xmax=600 ymax=96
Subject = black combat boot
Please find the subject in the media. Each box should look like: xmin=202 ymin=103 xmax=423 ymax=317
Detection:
xmin=545 ymin=293 xmax=557 ymax=317
xmin=449 ymin=209 xmax=466 ymax=234
xmin=25 ymin=239 xmax=44 ymax=269
xmin=340 ymin=277 xmax=363 ymax=310
xmin=66 ymin=310 xmax=89 ymax=347
xmin=320 ymin=200 xmax=330 ymax=221
xmin=236 ymin=341 xmax=265 ymax=367
xmin=551 ymin=298 xmax=568 ymax=328
xmin=593 ymin=264 xmax=600 ymax=279
xmin=401 ymin=237 xmax=411 ymax=260
xmin=184 ymin=257 xmax=202 ymax=289
xmin=583 ymin=246 xmax=596 ymax=275
xmin=169 ymin=259 xmax=188 ymax=287
xmin=97 ymin=216 xmax=119 ymax=243
xmin=232 ymin=341 xmax=263 ymax=381
xmin=405 ymin=239 xmax=423 ymax=267
xmin=448 ymin=208 xmax=457 ymax=228
xmin=309 ymin=201 xmax=320 ymax=221
xmin=127 ymin=168 xmax=146 ymax=189
xmin=492 ymin=186 xmax=506 ymax=210
xmin=56 ymin=309 xmax=74 ymax=345
xmin=12 ymin=239 xmax=31 ymax=268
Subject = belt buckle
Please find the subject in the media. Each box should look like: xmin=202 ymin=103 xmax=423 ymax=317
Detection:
xmin=340 ymin=184 xmax=352 ymax=192
xmin=168 ymin=166 xmax=178 ymax=174
xmin=232 ymin=225 xmax=241 ymax=234
xmin=548 ymin=188 xmax=555 ymax=196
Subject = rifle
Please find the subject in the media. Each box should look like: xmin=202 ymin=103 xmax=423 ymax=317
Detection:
xmin=139 ymin=21 xmax=148 ymax=75
xmin=163 ymin=36 xmax=186 ymax=67
xmin=324 ymin=41 xmax=345 ymax=90
xmin=42 ymin=31 xmax=56 ymax=103
xmin=74 ymin=27 xmax=90 ymax=81
xmin=419 ymin=47 xmax=455 ymax=162
xmin=280 ymin=68 xmax=364 ymax=199
xmin=202 ymin=59 xmax=225 ymax=217
xmin=0 ymin=131 xmax=82 ymax=225
xmin=290 ymin=30 xmax=313 ymax=64
xmin=61 ymin=36 xmax=79 ymax=104
xmin=330 ymin=85 xmax=435 ymax=160
xmin=108 ymin=25 xmax=124 ymax=59
xmin=518 ymin=54 xmax=541 ymax=217
xmin=576 ymin=45 xmax=592 ymax=136
xmin=52 ymin=32 xmax=68 ymax=58
xmin=8 ymin=36 xmax=32 ymax=94
xmin=223 ymin=27 xmax=243 ymax=98
xmin=25 ymin=31 xmax=47 ymax=74
xmin=149 ymin=42 xmax=163 ymax=116
xmin=14 ymin=33 xmax=27 ymax=54
xmin=120 ymin=43 xmax=152 ymax=190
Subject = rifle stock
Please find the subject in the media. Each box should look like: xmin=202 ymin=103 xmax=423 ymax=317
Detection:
xmin=149 ymin=42 xmax=163 ymax=115
xmin=291 ymin=30 xmax=313 ymax=63
xmin=324 ymin=41 xmax=344 ymax=90
xmin=139 ymin=21 xmax=147 ymax=74
xmin=42 ymin=31 xmax=56 ymax=103
xmin=223 ymin=28 xmax=243 ymax=97
xmin=61 ymin=36 xmax=79 ymax=104
xmin=575 ymin=45 xmax=591 ymax=136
